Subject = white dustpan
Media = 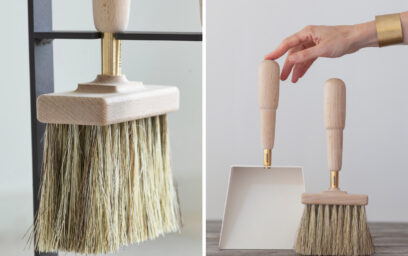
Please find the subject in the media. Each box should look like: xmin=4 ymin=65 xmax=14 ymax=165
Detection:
xmin=219 ymin=60 xmax=305 ymax=250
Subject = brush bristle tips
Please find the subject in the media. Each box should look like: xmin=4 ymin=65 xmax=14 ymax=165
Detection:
xmin=295 ymin=204 xmax=374 ymax=255
xmin=32 ymin=115 xmax=181 ymax=254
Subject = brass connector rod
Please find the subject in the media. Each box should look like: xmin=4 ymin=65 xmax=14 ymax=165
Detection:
xmin=102 ymin=32 xmax=122 ymax=76
xmin=330 ymin=171 xmax=339 ymax=189
xmin=264 ymin=149 xmax=271 ymax=167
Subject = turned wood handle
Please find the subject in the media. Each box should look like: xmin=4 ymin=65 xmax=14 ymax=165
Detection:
xmin=324 ymin=78 xmax=346 ymax=172
xmin=258 ymin=60 xmax=280 ymax=149
xmin=93 ymin=0 xmax=130 ymax=32
xmin=199 ymin=0 xmax=202 ymax=25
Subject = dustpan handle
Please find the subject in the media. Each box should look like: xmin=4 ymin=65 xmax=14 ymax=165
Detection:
xmin=258 ymin=60 xmax=280 ymax=165
xmin=324 ymin=78 xmax=346 ymax=173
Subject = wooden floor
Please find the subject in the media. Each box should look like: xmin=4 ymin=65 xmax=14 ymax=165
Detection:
xmin=207 ymin=220 xmax=408 ymax=256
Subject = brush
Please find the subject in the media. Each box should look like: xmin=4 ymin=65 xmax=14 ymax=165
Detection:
xmin=32 ymin=0 xmax=181 ymax=254
xmin=295 ymin=78 xmax=374 ymax=255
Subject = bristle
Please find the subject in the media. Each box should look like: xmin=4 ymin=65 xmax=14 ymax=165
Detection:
xmin=351 ymin=206 xmax=359 ymax=255
xmin=159 ymin=115 xmax=182 ymax=232
xmin=307 ymin=204 xmax=316 ymax=253
xmin=359 ymin=206 xmax=374 ymax=254
xmin=322 ymin=205 xmax=331 ymax=255
xmin=32 ymin=115 xmax=181 ymax=254
xmin=329 ymin=205 xmax=338 ymax=254
xmin=295 ymin=204 xmax=374 ymax=255
xmin=315 ymin=204 xmax=324 ymax=255
xmin=295 ymin=203 xmax=310 ymax=253
xmin=342 ymin=205 xmax=352 ymax=255
xmin=336 ymin=205 xmax=344 ymax=253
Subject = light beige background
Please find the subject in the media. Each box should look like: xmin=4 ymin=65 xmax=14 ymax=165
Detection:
xmin=0 ymin=0 xmax=202 ymax=255
xmin=207 ymin=0 xmax=408 ymax=221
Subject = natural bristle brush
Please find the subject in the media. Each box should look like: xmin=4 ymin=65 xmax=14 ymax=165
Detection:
xmin=295 ymin=78 xmax=374 ymax=255
xmin=32 ymin=0 xmax=181 ymax=254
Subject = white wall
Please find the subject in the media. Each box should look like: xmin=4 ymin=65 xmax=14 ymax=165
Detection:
xmin=0 ymin=1 xmax=201 ymax=255
xmin=207 ymin=0 xmax=408 ymax=221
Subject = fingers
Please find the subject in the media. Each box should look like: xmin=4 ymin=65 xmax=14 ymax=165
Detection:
xmin=298 ymin=58 xmax=316 ymax=78
xmin=264 ymin=30 xmax=311 ymax=60
xmin=263 ymin=26 xmax=322 ymax=83
xmin=288 ymin=45 xmax=323 ymax=64
xmin=291 ymin=58 xmax=316 ymax=83
xmin=281 ymin=58 xmax=295 ymax=81
xmin=281 ymin=41 xmax=314 ymax=81
xmin=280 ymin=45 xmax=303 ymax=81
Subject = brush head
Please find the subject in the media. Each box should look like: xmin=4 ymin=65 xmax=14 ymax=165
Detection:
xmin=33 ymin=116 xmax=182 ymax=254
xmin=37 ymin=75 xmax=179 ymax=125
xmin=295 ymin=204 xmax=374 ymax=255
xmin=296 ymin=190 xmax=374 ymax=255
xmin=302 ymin=190 xmax=368 ymax=206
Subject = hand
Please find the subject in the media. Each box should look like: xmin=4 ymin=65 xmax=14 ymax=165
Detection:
xmin=264 ymin=22 xmax=377 ymax=83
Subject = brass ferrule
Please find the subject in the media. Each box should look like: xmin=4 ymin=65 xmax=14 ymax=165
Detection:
xmin=330 ymin=171 xmax=339 ymax=189
xmin=264 ymin=149 xmax=271 ymax=167
xmin=375 ymin=13 xmax=403 ymax=47
xmin=102 ymin=32 xmax=122 ymax=76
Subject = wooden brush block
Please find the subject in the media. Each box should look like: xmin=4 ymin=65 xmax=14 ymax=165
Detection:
xmin=37 ymin=75 xmax=179 ymax=125
xmin=301 ymin=190 xmax=368 ymax=206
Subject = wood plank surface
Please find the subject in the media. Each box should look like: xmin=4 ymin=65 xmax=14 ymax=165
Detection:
xmin=207 ymin=220 xmax=408 ymax=256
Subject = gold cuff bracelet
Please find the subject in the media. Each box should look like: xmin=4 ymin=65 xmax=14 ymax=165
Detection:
xmin=375 ymin=13 xmax=403 ymax=47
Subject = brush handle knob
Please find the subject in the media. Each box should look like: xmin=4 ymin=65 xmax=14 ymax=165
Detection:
xmin=93 ymin=0 xmax=130 ymax=32
xmin=259 ymin=60 xmax=280 ymax=150
xmin=324 ymin=78 xmax=346 ymax=172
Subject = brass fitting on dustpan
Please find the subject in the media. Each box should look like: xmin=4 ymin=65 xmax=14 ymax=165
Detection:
xmin=264 ymin=149 xmax=271 ymax=167
xmin=102 ymin=32 xmax=122 ymax=76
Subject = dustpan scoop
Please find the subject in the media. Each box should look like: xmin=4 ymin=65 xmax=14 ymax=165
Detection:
xmin=219 ymin=60 xmax=305 ymax=250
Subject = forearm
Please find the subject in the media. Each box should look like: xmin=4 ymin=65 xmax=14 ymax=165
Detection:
xmin=265 ymin=11 xmax=408 ymax=82
xmin=352 ymin=11 xmax=408 ymax=48
xmin=352 ymin=21 xmax=378 ymax=48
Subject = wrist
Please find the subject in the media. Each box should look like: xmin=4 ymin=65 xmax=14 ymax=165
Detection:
xmin=351 ymin=21 xmax=378 ymax=49
xmin=400 ymin=12 xmax=408 ymax=44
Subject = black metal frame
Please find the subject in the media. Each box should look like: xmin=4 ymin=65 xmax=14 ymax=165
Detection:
xmin=27 ymin=1 xmax=202 ymax=255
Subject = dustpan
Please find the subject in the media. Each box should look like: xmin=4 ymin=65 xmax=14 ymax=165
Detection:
xmin=219 ymin=60 xmax=305 ymax=250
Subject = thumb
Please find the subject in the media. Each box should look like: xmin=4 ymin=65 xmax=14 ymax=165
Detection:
xmin=288 ymin=45 xmax=323 ymax=64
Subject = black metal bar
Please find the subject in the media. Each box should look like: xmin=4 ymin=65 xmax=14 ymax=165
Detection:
xmin=33 ymin=30 xmax=202 ymax=41
xmin=115 ymin=31 xmax=202 ymax=41
xmin=28 ymin=0 xmax=57 ymax=256
xmin=34 ymin=31 xmax=101 ymax=39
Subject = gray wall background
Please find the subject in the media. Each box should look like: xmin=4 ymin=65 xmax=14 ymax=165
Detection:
xmin=207 ymin=0 xmax=408 ymax=221
xmin=0 ymin=1 xmax=201 ymax=255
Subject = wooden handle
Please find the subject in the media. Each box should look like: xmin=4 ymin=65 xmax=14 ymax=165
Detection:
xmin=324 ymin=78 xmax=346 ymax=172
xmin=199 ymin=0 xmax=202 ymax=25
xmin=93 ymin=0 xmax=130 ymax=32
xmin=258 ymin=60 xmax=280 ymax=149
